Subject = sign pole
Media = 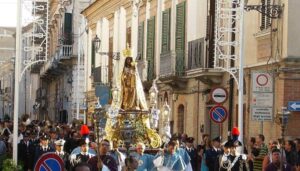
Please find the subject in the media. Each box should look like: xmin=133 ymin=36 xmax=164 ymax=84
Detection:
xmin=13 ymin=0 xmax=22 ymax=163
xmin=238 ymin=0 xmax=245 ymax=144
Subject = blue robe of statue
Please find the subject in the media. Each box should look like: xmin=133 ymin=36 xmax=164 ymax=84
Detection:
xmin=131 ymin=152 xmax=155 ymax=171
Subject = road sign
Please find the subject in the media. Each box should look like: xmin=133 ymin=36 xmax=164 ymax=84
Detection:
xmin=252 ymin=93 xmax=273 ymax=107
xmin=288 ymin=101 xmax=300 ymax=111
xmin=252 ymin=71 xmax=273 ymax=92
xmin=252 ymin=107 xmax=273 ymax=121
xmin=209 ymin=105 xmax=228 ymax=123
xmin=211 ymin=87 xmax=228 ymax=104
xmin=34 ymin=153 xmax=64 ymax=171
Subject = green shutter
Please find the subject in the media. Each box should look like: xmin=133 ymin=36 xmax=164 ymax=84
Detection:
xmin=147 ymin=16 xmax=155 ymax=81
xmin=91 ymin=41 xmax=95 ymax=74
xmin=138 ymin=22 xmax=144 ymax=60
xmin=176 ymin=1 xmax=186 ymax=76
xmin=64 ymin=13 xmax=72 ymax=45
xmin=161 ymin=8 xmax=171 ymax=53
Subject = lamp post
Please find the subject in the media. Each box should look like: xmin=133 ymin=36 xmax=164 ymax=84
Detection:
xmin=93 ymin=35 xmax=120 ymax=60
xmin=275 ymin=107 xmax=290 ymax=170
xmin=161 ymin=102 xmax=171 ymax=143
xmin=111 ymin=86 xmax=120 ymax=106
xmin=276 ymin=107 xmax=291 ymax=141
xmin=149 ymin=82 xmax=158 ymax=108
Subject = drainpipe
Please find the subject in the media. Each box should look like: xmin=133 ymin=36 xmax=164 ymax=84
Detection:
xmin=228 ymin=2 xmax=236 ymax=138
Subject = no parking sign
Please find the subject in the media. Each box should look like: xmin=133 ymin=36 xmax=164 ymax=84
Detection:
xmin=34 ymin=153 xmax=64 ymax=171
xmin=209 ymin=105 xmax=228 ymax=123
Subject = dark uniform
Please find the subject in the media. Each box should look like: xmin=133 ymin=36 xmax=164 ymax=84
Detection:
xmin=218 ymin=139 xmax=248 ymax=171
xmin=185 ymin=137 xmax=197 ymax=171
xmin=218 ymin=154 xmax=248 ymax=171
xmin=33 ymin=133 xmax=55 ymax=166
xmin=206 ymin=137 xmax=223 ymax=171
xmin=70 ymin=139 xmax=94 ymax=169
xmin=18 ymin=134 xmax=35 ymax=171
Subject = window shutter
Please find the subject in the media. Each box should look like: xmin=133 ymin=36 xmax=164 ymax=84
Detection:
xmin=161 ymin=8 xmax=171 ymax=53
xmin=176 ymin=1 xmax=186 ymax=76
xmin=137 ymin=22 xmax=144 ymax=60
xmin=266 ymin=0 xmax=271 ymax=28
xmin=64 ymin=13 xmax=72 ymax=45
xmin=260 ymin=0 xmax=266 ymax=30
xmin=146 ymin=16 xmax=156 ymax=81
xmin=91 ymin=41 xmax=95 ymax=74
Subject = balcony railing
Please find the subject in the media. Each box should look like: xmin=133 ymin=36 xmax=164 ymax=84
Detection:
xmin=93 ymin=66 xmax=109 ymax=85
xmin=187 ymin=38 xmax=205 ymax=70
xmin=159 ymin=51 xmax=176 ymax=78
xmin=59 ymin=45 xmax=73 ymax=59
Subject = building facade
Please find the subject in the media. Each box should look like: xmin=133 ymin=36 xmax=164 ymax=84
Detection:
xmin=0 ymin=27 xmax=15 ymax=120
xmin=81 ymin=0 xmax=300 ymax=144
xmin=29 ymin=0 xmax=91 ymax=122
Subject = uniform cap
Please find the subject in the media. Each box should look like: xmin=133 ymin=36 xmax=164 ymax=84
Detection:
xmin=55 ymin=139 xmax=65 ymax=146
xmin=186 ymin=137 xmax=195 ymax=143
xmin=212 ymin=136 xmax=221 ymax=142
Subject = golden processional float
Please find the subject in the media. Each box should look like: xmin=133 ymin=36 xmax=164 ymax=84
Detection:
xmin=92 ymin=46 xmax=172 ymax=150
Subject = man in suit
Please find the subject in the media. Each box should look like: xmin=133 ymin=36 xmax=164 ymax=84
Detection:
xmin=18 ymin=131 xmax=35 ymax=171
xmin=206 ymin=136 xmax=223 ymax=171
xmin=33 ymin=132 xmax=55 ymax=166
xmin=185 ymin=137 xmax=197 ymax=171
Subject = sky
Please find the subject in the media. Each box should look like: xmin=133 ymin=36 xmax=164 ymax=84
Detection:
xmin=0 ymin=0 xmax=33 ymax=27
xmin=0 ymin=0 xmax=17 ymax=27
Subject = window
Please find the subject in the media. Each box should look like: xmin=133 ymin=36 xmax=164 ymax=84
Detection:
xmin=177 ymin=104 xmax=185 ymax=134
xmin=64 ymin=13 xmax=72 ymax=45
xmin=260 ymin=0 xmax=271 ymax=30
xmin=175 ymin=2 xmax=186 ymax=76
xmin=161 ymin=8 xmax=171 ymax=53
xmin=188 ymin=38 xmax=205 ymax=69
xmin=91 ymin=41 xmax=95 ymax=74
xmin=137 ymin=22 xmax=144 ymax=60
xmin=146 ymin=16 xmax=156 ymax=81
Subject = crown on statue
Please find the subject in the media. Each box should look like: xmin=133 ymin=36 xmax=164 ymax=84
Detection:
xmin=122 ymin=43 xmax=132 ymax=57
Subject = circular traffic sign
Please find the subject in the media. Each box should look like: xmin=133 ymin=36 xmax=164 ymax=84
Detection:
xmin=209 ymin=105 xmax=228 ymax=123
xmin=256 ymin=74 xmax=268 ymax=86
xmin=34 ymin=153 xmax=64 ymax=171
xmin=211 ymin=87 xmax=228 ymax=104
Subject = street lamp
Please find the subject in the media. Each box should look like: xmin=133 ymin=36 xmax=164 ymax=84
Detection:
xmin=244 ymin=4 xmax=282 ymax=19
xmin=93 ymin=35 xmax=120 ymax=60
xmin=275 ymin=107 xmax=291 ymax=140
xmin=149 ymin=82 xmax=158 ymax=108
xmin=111 ymin=86 xmax=120 ymax=105
xmin=160 ymin=102 xmax=171 ymax=143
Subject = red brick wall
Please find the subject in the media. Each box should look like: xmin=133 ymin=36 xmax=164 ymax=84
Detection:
xmin=283 ymin=79 xmax=300 ymax=137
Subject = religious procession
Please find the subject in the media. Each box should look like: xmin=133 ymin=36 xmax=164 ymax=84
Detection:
xmin=0 ymin=52 xmax=299 ymax=171
xmin=1 ymin=0 xmax=300 ymax=170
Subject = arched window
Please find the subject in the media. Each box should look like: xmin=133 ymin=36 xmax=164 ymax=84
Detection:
xmin=177 ymin=104 xmax=185 ymax=134
xmin=164 ymin=92 xmax=168 ymax=103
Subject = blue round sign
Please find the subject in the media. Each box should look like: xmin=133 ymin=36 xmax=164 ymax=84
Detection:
xmin=34 ymin=153 xmax=64 ymax=171
xmin=209 ymin=105 xmax=228 ymax=123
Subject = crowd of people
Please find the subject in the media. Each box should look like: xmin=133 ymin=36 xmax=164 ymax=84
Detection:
xmin=0 ymin=118 xmax=300 ymax=171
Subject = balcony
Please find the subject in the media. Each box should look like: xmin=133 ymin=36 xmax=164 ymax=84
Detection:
xmin=39 ymin=44 xmax=73 ymax=77
xmin=185 ymin=38 xmax=224 ymax=85
xmin=92 ymin=66 xmax=109 ymax=86
xmin=59 ymin=45 xmax=73 ymax=59
xmin=159 ymin=51 xmax=187 ymax=89
xmin=159 ymin=51 xmax=176 ymax=78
